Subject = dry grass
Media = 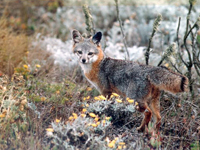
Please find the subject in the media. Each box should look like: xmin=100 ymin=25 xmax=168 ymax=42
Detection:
xmin=0 ymin=17 xmax=29 ymax=78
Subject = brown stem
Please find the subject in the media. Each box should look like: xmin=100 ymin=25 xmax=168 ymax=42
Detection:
xmin=183 ymin=3 xmax=193 ymax=67
xmin=176 ymin=17 xmax=187 ymax=66
xmin=114 ymin=0 xmax=130 ymax=60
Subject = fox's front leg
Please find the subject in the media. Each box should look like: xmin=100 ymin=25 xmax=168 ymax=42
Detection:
xmin=136 ymin=102 xmax=152 ymax=132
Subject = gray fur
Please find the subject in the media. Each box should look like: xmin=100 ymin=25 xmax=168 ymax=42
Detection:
xmin=73 ymin=39 xmax=99 ymax=54
xmin=98 ymin=58 xmax=186 ymax=99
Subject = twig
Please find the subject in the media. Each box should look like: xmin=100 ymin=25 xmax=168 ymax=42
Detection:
xmin=184 ymin=100 xmax=199 ymax=108
xmin=145 ymin=14 xmax=162 ymax=65
xmin=157 ymin=43 xmax=176 ymax=67
xmin=176 ymin=17 xmax=188 ymax=66
xmin=169 ymin=60 xmax=182 ymax=74
xmin=194 ymin=63 xmax=200 ymax=76
xmin=182 ymin=2 xmax=196 ymax=96
xmin=176 ymin=17 xmax=181 ymax=49
xmin=114 ymin=0 xmax=130 ymax=60
xmin=190 ymin=24 xmax=200 ymax=76
xmin=164 ymin=135 xmax=171 ymax=150
xmin=183 ymin=3 xmax=193 ymax=67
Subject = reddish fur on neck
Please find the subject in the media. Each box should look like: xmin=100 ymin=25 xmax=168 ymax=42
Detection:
xmin=85 ymin=46 xmax=104 ymax=84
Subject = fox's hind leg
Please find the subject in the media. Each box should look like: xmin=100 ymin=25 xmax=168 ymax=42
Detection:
xmin=150 ymin=88 xmax=161 ymax=131
xmin=136 ymin=102 xmax=152 ymax=132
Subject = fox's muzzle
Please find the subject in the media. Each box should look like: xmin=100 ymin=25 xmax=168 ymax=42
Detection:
xmin=82 ymin=59 xmax=86 ymax=63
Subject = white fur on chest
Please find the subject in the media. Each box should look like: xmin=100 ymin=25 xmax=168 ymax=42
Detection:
xmin=79 ymin=63 xmax=101 ymax=92
xmin=79 ymin=63 xmax=92 ymax=74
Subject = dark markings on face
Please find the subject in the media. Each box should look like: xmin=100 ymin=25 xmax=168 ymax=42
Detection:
xmin=74 ymin=39 xmax=99 ymax=56
xmin=73 ymin=39 xmax=99 ymax=63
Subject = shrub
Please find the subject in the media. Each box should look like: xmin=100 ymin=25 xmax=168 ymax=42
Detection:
xmin=0 ymin=18 xmax=28 ymax=78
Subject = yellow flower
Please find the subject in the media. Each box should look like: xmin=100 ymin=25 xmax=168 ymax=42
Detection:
xmin=86 ymin=96 xmax=90 ymax=99
xmin=0 ymin=114 xmax=6 ymax=118
xmin=95 ymin=117 xmax=99 ymax=121
xmin=35 ymin=64 xmax=41 ymax=68
xmin=112 ymin=93 xmax=119 ymax=97
xmin=127 ymin=99 xmax=134 ymax=103
xmin=96 ymin=122 xmax=100 ymax=125
xmin=91 ymin=123 xmax=97 ymax=127
xmin=102 ymin=120 xmax=106 ymax=124
xmin=116 ymin=99 xmax=122 ymax=103
xmin=135 ymin=102 xmax=139 ymax=106
xmin=108 ymin=140 xmax=116 ymax=148
xmin=94 ymin=97 xmax=101 ymax=100
xmin=89 ymin=113 xmax=96 ymax=118
xmin=68 ymin=116 xmax=74 ymax=121
xmin=80 ymin=114 xmax=86 ymax=117
xmin=164 ymin=63 xmax=169 ymax=67
xmin=99 ymin=95 xmax=106 ymax=100
xmin=23 ymin=64 xmax=28 ymax=69
xmin=72 ymin=113 xmax=78 ymax=119
xmin=108 ymin=142 xmax=115 ymax=148
xmin=105 ymin=117 xmax=111 ymax=120
xmin=56 ymin=90 xmax=60 ymax=94
xmin=55 ymin=119 xmax=60 ymax=123
xmin=86 ymin=87 xmax=92 ymax=91
xmin=82 ymin=108 xmax=87 ymax=113
xmin=118 ymin=145 xmax=122 ymax=149
xmin=126 ymin=97 xmax=130 ymax=100
xmin=119 ymin=142 xmax=126 ymax=145
xmin=41 ymin=97 xmax=46 ymax=101
xmin=83 ymin=97 xmax=87 ymax=100
xmin=46 ymin=128 xmax=54 ymax=132
xmin=86 ymin=104 xmax=89 ymax=107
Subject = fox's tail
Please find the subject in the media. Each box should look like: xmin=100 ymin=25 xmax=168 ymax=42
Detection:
xmin=148 ymin=66 xmax=188 ymax=93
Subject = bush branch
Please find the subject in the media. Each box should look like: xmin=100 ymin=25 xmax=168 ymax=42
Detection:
xmin=176 ymin=17 xmax=188 ymax=66
xmin=114 ymin=0 xmax=130 ymax=60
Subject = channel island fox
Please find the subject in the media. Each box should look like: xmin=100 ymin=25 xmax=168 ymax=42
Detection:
xmin=71 ymin=29 xmax=188 ymax=132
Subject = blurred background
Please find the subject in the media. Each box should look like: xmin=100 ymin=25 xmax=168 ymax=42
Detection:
xmin=0 ymin=0 xmax=199 ymax=80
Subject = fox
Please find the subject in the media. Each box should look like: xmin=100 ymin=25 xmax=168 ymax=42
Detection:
xmin=71 ymin=29 xmax=188 ymax=132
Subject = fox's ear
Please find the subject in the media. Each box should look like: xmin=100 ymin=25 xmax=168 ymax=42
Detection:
xmin=92 ymin=32 xmax=102 ymax=45
xmin=72 ymin=29 xmax=82 ymax=44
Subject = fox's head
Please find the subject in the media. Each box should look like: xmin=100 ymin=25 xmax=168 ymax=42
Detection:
xmin=71 ymin=30 xmax=103 ymax=64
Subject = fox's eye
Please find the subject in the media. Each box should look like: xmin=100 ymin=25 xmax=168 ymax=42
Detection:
xmin=77 ymin=51 xmax=82 ymax=54
xmin=88 ymin=52 xmax=93 ymax=55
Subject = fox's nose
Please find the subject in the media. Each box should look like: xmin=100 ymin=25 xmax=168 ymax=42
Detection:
xmin=82 ymin=59 xmax=86 ymax=63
